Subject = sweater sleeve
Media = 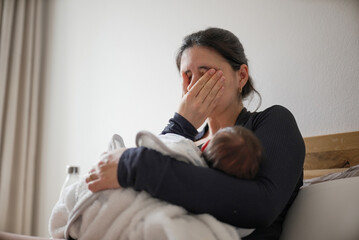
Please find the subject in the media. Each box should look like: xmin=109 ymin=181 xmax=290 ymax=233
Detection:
xmin=118 ymin=106 xmax=305 ymax=228
xmin=161 ymin=112 xmax=199 ymax=140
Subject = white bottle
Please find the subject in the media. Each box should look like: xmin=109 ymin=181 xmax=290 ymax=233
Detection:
xmin=60 ymin=165 xmax=80 ymax=197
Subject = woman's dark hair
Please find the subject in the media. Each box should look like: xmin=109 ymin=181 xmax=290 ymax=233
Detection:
xmin=176 ymin=27 xmax=261 ymax=102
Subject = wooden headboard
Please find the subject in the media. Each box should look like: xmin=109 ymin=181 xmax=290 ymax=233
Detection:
xmin=303 ymin=131 xmax=359 ymax=179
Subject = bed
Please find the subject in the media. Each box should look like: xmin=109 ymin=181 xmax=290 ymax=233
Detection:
xmin=303 ymin=131 xmax=359 ymax=179
xmin=280 ymin=131 xmax=359 ymax=240
xmin=1 ymin=131 xmax=358 ymax=240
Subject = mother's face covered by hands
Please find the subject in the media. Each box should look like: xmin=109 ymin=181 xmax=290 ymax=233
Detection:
xmin=178 ymin=46 xmax=246 ymax=129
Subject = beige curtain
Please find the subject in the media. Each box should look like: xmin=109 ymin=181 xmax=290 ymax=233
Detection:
xmin=0 ymin=0 xmax=44 ymax=235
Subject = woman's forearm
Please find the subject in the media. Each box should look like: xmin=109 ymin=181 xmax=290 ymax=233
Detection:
xmin=118 ymin=147 xmax=277 ymax=228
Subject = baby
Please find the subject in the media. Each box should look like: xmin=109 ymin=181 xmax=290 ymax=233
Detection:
xmin=137 ymin=125 xmax=262 ymax=179
xmin=202 ymin=126 xmax=262 ymax=179
xmin=49 ymin=126 xmax=261 ymax=239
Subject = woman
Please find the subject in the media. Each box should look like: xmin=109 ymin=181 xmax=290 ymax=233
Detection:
xmin=86 ymin=28 xmax=305 ymax=239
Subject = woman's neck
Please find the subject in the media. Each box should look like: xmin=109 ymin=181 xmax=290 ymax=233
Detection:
xmin=207 ymin=103 xmax=244 ymax=137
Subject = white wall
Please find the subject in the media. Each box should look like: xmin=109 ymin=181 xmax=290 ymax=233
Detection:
xmin=35 ymin=0 xmax=359 ymax=236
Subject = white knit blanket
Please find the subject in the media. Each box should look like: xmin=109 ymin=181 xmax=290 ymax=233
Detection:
xmin=49 ymin=132 xmax=247 ymax=240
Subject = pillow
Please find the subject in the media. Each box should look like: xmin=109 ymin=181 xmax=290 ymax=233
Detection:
xmin=303 ymin=164 xmax=359 ymax=187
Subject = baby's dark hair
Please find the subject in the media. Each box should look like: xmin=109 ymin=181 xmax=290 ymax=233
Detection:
xmin=202 ymin=126 xmax=262 ymax=179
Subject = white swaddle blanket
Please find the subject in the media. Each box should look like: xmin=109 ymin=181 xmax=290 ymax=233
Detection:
xmin=49 ymin=131 xmax=250 ymax=240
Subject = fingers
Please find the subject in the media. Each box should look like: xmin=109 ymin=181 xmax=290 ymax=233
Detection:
xmin=86 ymin=150 xmax=122 ymax=193
xmin=181 ymin=72 xmax=191 ymax=97
xmin=87 ymin=179 xmax=104 ymax=192
xmin=206 ymin=86 xmax=225 ymax=114
xmin=86 ymin=160 xmax=109 ymax=183
xmin=201 ymin=75 xmax=225 ymax=108
xmin=85 ymin=172 xmax=98 ymax=183
xmin=86 ymin=170 xmax=107 ymax=193
xmin=197 ymin=70 xmax=223 ymax=99
xmin=189 ymin=69 xmax=225 ymax=114
xmin=188 ymin=69 xmax=216 ymax=97
xmin=87 ymin=171 xmax=121 ymax=193
xmin=177 ymin=68 xmax=225 ymax=128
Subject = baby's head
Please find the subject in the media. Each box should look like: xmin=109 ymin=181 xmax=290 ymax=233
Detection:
xmin=202 ymin=126 xmax=262 ymax=179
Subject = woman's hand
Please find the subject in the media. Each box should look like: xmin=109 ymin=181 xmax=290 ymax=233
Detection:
xmin=86 ymin=148 xmax=127 ymax=192
xmin=178 ymin=69 xmax=225 ymax=129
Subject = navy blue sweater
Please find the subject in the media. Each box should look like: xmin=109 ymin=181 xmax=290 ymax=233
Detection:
xmin=118 ymin=105 xmax=305 ymax=239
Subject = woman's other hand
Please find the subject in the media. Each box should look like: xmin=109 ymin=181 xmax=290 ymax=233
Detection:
xmin=178 ymin=69 xmax=225 ymax=128
xmin=86 ymin=148 xmax=127 ymax=192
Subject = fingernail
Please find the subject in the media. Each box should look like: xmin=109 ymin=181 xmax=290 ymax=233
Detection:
xmin=217 ymin=71 xmax=223 ymax=77
xmin=209 ymin=69 xmax=215 ymax=75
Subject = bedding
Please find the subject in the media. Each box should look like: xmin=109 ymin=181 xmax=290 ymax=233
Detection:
xmin=302 ymin=163 xmax=359 ymax=187
xmin=49 ymin=132 xmax=249 ymax=240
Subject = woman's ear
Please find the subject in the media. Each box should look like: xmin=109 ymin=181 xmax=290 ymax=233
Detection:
xmin=237 ymin=64 xmax=249 ymax=92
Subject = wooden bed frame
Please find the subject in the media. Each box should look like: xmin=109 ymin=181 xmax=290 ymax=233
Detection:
xmin=303 ymin=131 xmax=359 ymax=179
